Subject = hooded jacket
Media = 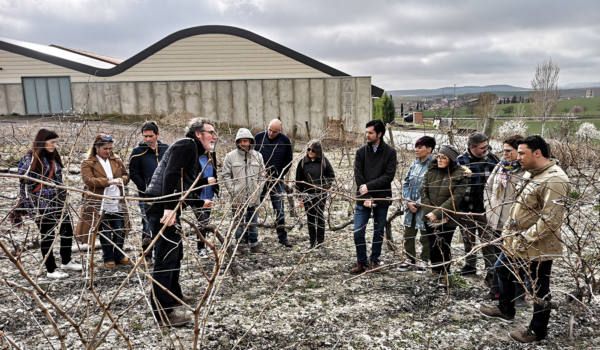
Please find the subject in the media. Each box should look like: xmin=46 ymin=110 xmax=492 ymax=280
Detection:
xmin=129 ymin=140 xmax=169 ymax=194
xmin=420 ymin=160 xmax=467 ymax=225
xmin=221 ymin=128 xmax=266 ymax=206
xmin=502 ymin=160 xmax=570 ymax=261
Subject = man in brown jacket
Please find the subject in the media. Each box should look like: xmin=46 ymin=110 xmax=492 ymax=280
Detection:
xmin=479 ymin=135 xmax=570 ymax=343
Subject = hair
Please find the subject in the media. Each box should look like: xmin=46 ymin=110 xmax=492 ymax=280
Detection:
xmin=517 ymin=135 xmax=550 ymax=158
xmin=30 ymin=128 xmax=62 ymax=174
xmin=415 ymin=135 xmax=436 ymax=150
xmin=467 ymin=132 xmax=489 ymax=148
xmin=185 ymin=118 xmax=215 ymax=139
xmin=90 ymin=133 xmax=114 ymax=157
xmin=503 ymin=134 xmax=524 ymax=150
xmin=366 ymin=119 xmax=386 ymax=137
xmin=141 ymin=121 xmax=159 ymax=134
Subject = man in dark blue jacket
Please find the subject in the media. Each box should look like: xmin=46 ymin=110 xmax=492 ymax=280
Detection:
xmin=129 ymin=121 xmax=169 ymax=261
xmin=255 ymin=118 xmax=294 ymax=248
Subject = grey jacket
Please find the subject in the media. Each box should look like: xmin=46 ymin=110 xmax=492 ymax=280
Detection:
xmin=221 ymin=148 xmax=265 ymax=207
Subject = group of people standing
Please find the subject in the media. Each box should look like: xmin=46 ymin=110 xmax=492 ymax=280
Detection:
xmin=14 ymin=117 xmax=570 ymax=343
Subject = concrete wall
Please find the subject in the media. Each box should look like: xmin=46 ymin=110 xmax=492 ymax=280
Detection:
xmin=0 ymin=76 xmax=372 ymax=138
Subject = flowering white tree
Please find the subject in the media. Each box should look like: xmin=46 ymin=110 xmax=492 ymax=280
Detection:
xmin=576 ymin=122 xmax=600 ymax=141
xmin=497 ymin=119 xmax=528 ymax=140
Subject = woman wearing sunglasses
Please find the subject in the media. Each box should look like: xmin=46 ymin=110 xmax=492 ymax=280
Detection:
xmin=76 ymin=134 xmax=130 ymax=269
xmin=295 ymin=140 xmax=336 ymax=248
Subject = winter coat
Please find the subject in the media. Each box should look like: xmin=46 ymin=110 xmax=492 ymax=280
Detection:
xmin=502 ymin=160 xmax=570 ymax=261
xmin=295 ymin=156 xmax=335 ymax=195
xmin=457 ymin=150 xmax=499 ymax=213
xmin=254 ymin=131 xmax=293 ymax=178
xmin=484 ymin=161 xmax=525 ymax=231
xmin=354 ymin=141 xmax=397 ymax=205
xmin=221 ymin=147 xmax=265 ymax=207
xmin=402 ymin=155 xmax=433 ymax=230
xmin=128 ymin=140 xmax=169 ymax=194
xmin=16 ymin=152 xmax=67 ymax=214
xmin=421 ymin=162 xmax=467 ymax=226
xmin=145 ymin=138 xmax=219 ymax=211
xmin=75 ymin=154 xmax=130 ymax=243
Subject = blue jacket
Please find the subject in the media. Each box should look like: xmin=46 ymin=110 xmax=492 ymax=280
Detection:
xmin=254 ymin=131 xmax=293 ymax=178
xmin=129 ymin=141 xmax=169 ymax=194
xmin=402 ymin=155 xmax=433 ymax=230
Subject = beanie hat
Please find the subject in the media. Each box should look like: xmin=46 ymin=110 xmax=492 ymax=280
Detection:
xmin=438 ymin=144 xmax=460 ymax=162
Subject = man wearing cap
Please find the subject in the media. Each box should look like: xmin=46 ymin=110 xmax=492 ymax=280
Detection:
xmin=400 ymin=135 xmax=436 ymax=271
xmin=351 ymin=119 xmax=397 ymax=274
xmin=222 ymin=128 xmax=266 ymax=253
xmin=255 ymin=119 xmax=294 ymax=248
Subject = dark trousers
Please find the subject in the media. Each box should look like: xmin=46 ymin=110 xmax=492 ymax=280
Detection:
xmin=460 ymin=214 xmax=499 ymax=270
xmin=149 ymin=210 xmax=184 ymax=318
xmin=304 ymin=194 xmax=326 ymax=247
xmin=353 ymin=203 xmax=389 ymax=265
xmin=97 ymin=212 xmax=125 ymax=263
xmin=403 ymin=221 xmax=430 ymax=263
xmin=495 ymin=253 xmax=553 ymax=339
xmin=193 ymin=207 xmax=212 ymax=251
xmin=426 ymin=223 xmax=455 ymax=274
xmin=36 ymin=209 xmax=73 ymax=273
xmin=261 ymin=180 xmax=287 ymax=242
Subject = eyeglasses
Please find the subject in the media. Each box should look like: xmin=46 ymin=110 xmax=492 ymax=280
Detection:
xmin=201 ymin=130 xmax=218 ymax=137
xmin=436 ymin=155 xmax=449 ymax=160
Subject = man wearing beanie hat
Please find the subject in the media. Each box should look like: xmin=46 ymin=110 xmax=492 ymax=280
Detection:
xmin=400 ymin=135 xmax=436 ymax=271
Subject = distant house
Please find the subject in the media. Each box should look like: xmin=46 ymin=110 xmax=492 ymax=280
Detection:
xmin=0 ymin=25 xmax=383 ymax=136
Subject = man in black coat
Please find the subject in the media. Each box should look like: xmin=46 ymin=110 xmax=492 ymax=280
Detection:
xmin=129 ymin=121 xmax=169 ymax=261
xmin=351 ymin=120 xmax=397 ymax=274
xmin=145 ymin=118 xmax=218 ymax=327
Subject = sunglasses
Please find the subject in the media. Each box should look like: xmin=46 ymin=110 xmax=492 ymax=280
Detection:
xmin=307 ymin=148 xmax=316 ymax=152
xmin=98 ymin=134 xmax=113 ymax=142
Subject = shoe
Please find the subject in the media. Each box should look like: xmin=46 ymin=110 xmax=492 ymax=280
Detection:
xmin=485 ymin=290 xmax=500 ymax=301
xmin=414 ymin=261 xmax=428 ymax=272
xmin=61 ymin=261 xmax=83 ymax=271
xmin=73 ymin=243 xmax=89 ymax=252
xmin=460 ymin=265 xmax=477 ymax=276
xmin=198 ymin=248 xmax=209 ymax=259
xmin=104 ymin=261 xmax=116 ymax=269
xmin=509 ymin=326 xmax=539 ymax=343
xmin=162 ymin=309 xmax=192 ymax=327
xmin=368 ymin=260 xmax=383 ymax=271
xmin=398 ymin=259 xmax=413 ymax=271
xmin=118 ymin=257 xmax=130 ymax=265
xmin=279 ymin=240 xmax=293 ymax=248
xmin=436 ymin=273 xmax=450 ymax=289
xmin=47 ymin=270 xmax=69 ymax=279
xmin=479 ymin=304 xmax=514 ymax=322
xmin=180 ymin=295 xmax=195 ymax=305
xmin=350 ymin=262 xmax=367 ymax=274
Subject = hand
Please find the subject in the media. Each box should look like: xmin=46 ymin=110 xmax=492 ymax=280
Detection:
xmin=425 ymin=212 xmax=437 ymax=222
xmin=363 ymin=199 xmax=373 ymax=208
xmin=202 ymin=199 xmax=213 ymax=209
xmin=359 ymin=184 xmax=368 ymax=195
xmin=109 ymin=178 xmax=123 ymax=186
xmin=407 ymin=202 xmax=418 ymax=213
xmin=207 ymin=177 xmax=217 ymax=185
xmin=297 ymin=200 xmax=304 ymax=208
xmin=511 ymin=235 xmax=528 ymax=252
xmin=160 ymin=209 xmax=177 ymax=226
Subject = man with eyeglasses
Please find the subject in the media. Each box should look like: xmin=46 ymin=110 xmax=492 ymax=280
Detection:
xmin=254 ymin=118 xmax=294 ymax=248
xmin=129 ymin=121 xmax=169 ymax=263
xmin=145 ymin=118 xmax=219 ymax=327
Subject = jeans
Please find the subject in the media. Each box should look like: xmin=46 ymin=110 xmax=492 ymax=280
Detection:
xmin=425 ymin=223 xmax=455 ymax=274
xmin=304 ymin=194 xmax=326 ymax=247
xmin=36 ymin=208 xmax=73 ymax=273
xmin=97 ymin=212 xmax=125 ymax=263
xmin=234 ymin=206 xmax=259 ymax=245
xmin=193 ymin=207 xmax=212 ymax=251
xmin=150 ymin=209 xmax=184 ymax=319
xmin=495 ymin=253 xmax=553 ymax=339
xmin=261 ymin=180 xmax=287 ymax=242
xmin=353 ymin=203 xmax=389 ymax=265
xmin=403 ymin=221 xmax=430 ymax=263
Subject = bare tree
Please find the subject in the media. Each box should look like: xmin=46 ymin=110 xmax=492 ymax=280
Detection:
xmin=476 ymin=92 xmax=497 ymax=136
xmin=531 ymin=58 xmax=560 ymax=137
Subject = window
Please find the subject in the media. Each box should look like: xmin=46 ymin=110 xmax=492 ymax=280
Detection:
xmin=22 ymin=77 xmax=73 ymax=115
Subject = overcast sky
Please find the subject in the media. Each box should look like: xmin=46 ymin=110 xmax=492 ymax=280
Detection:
xmin=2 ymin=0 xmax=599 ymax=90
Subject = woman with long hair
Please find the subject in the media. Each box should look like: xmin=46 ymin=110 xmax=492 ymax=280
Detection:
xmin=75 ymin=134 xmax=129 ymax=269
xmin=17 ymin=128 xmax=82 ymax=279
xmin=295 ymin=140 xmax=335 ymax=248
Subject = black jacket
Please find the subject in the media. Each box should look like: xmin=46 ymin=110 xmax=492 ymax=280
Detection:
xmin=146 ymin=138 xmax=219 ymax=211
xmin=457 ymin=149 xmax=499 ymax=213
xmin=295 ymin=156 xmax=335 ymax=194
xmin=129 ymin=140 xmax=169 ymax=194
xmin=354 ymin=141 xmax=397 ymax=204
xmin=254 ymin=131 xmax=293 ymax=178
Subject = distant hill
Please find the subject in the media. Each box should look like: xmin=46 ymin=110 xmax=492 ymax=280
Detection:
xmin=388 ymin=85 xmax=530 ymax=97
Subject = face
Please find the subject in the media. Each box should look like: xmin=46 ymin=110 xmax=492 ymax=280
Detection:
xmin=502 ymin=143 xmax=518 ymax=162
xmin=415 ymin=145 xmax=432 ymax=159
xmin=96 ymin=142 xmax=113 ymax=160
xmin=267 ymin=121 xmax=282 ymax=140
xmin=142 ymin=130 xmax=158 ymax=148
xmin=517 ymin=144 xmax=539 ymax=170
xmin=307 ymin=147 xmax=317 ymax=159
xmin=238 ymin=138 xmax=251 ymax=151
xmin=365 ymin=126 xmax=381 ymax=144
xmin=470 ymin=141 xmax=489 ymax=158
xmin=44 ymin=138 xmax=59 ymax=153
xmin=437 ymin=154 xmax=449 ymax=169
xmin=195 ymin=124 xmax=218 ymax=151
